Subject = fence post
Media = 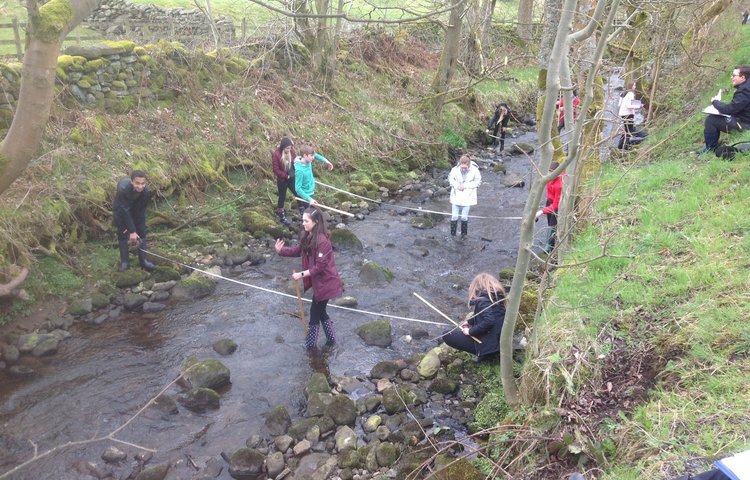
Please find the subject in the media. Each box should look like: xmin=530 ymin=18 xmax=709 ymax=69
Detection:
xmin=12 ymin=17 xmax=23 ymax=60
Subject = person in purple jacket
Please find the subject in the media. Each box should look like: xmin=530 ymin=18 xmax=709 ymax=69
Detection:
xmin=275 ymin=207 xmax=344 ymax=349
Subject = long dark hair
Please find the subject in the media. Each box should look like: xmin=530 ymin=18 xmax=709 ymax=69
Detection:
xmin=300 ymin=207 xmax=329 ymax=255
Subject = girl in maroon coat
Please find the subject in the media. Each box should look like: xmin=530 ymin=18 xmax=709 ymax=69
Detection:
xmin=275 ymin=207 xmax=343 ymax=349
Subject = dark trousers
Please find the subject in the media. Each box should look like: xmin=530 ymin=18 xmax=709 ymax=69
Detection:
xmin=674 ymin=469 xmax=729 ymax=480
xmin=704 ymin=114 xmax=744 ymax=149
xmin=276 ymin=177 xmax=296 ymax=210
xmin=309 ymin=298 xmax=329 ymax=326
xmin=442 ymin=329 xmax=480 ymax=356
xmin=115 ymin=214 xmax=146 ymax=241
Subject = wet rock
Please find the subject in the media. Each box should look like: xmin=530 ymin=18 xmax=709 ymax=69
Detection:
xmin=102 ymin=446 xmax=127 ymax=463
xmin=274 ymin=434 xmax=294 ymax=452
xmin=223 ymin=247 xmax=254 ymax=266
xmin=307 ymin=392 xmax=333 ymax=416
xmin=376 ymin=378 xmax=393 ymax=392
xmin=493 ymin=162 xmax=507 ymax=174
xmin=325 ymin=395 xmax=357 ymax=425
xmin=91 ymin=313 xmax=110 ymax=325
xmin=152 ymin=279 xmax=178 ymax=291
xmin=172 ymin=269 xmax=219 ymax=300
xmin=264 ymin=405 xmax=292 ymax=436
xmin=109 ymin=306 xmax=122 ymax=320
xmin=400 ymin=369 xmax=419 ymax=382
xmin=411 ymin=216 xmax=434 ymax=229
xmin=511 ymin=142 xmax=534 ymax=154
xmin=2 ymin=344 xmax=19 ymax=364
xmin=375 ymin=442 xmax=399 ymax=467
xmin=363 ymin=415 xmax=382 ymax=433
xmin=429 ymin=377 xmax=458 ymax=395
xmin=417 ymin=350 xmax=441 ymax=379
xmin=150 ymin=393 xmax=179 ymax=416
xmin=374 ymin=425 xmax=390 ymax=441
xmin=336 ymin=376 xmax=364 ymax=394
xmin=17 ymin=333 xmax=54 ymax=353
xmin=123 ymin=293 xmax=148 ymax=311
xmin=67 ymin=297 xmax=93 ymax=316
xmin=178 ymin=387 xmax=221 ymax=412
xmin=334 ymin=425 xmax=357 ymax=451
xmin=142 ymin=301 xmax=166 ymax=313
xmin=9 ymin=365 xmax=34 ymax=376
xmin=245 ymin=434 xmax=263 ymax=449
xmin=287 ymin=418 xmax=318 ymax=440
xmin=358 ymin=261 xmax=394 ymax=285
xmin=228 ymin=448 xmax=265 ymax=480
xmin=294 ymin=452 xmax=332 ymax=480
xmin=181 ymin=357 xmax=231 ymax=389
xmin=91 ymin=292 xmax=111 ymax=310
xmin=266 ymin=451 xmax=285 ymax=476
xmin=400 ymin=418 xmax=431 ymax=445
xmin=203 ymin=457 xmax=224 ymax=477
xmin=150 ymin=290 xmax=170 ymax=302
xmin=381 ymin=388 xmax=406 ymax=415
xmin=31 ymin=336 xmax=59 ymax=357
xmin=114 ymin=269 xmax=148 ymax=288
xmin=500 ymin=173 xmax=525 ymax=188
xmin=338 ymin=448 xmax=361 ymax=468
xmin=212 ymin=337 xmax=238 ymax=355
xmin=305 ymin=424 xmax=321 ymax=443
xmin=150 ymin=267 xmax=181 ymax=283
xmin=306 ymin=372 xmax=330 ymax=396
xmin=330 ymin=228 xmax=363 ymax=251
xmin=48 ymin=314 xmax=75 ymax=330
xmin=134 ymin=464 xmax=170 ymax=480
xmin=49 ymin=329 xmax=71 ymax=341
xmin=370 ymin=360 xmax=400 ymax=379
xmin=293 ymin=439 xmax=312 ymax=456
xmin=332 ymin=295 xmax=358 ymax=307
xmin=355 ymin=319 xmax=392 ymax=347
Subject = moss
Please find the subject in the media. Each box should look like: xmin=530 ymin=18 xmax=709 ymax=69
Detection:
xmin=77 ymin=79 xmax=92 ymax=89
xmin=0 ymin=109 xmax=13 ymax=130
xmin=69 ymin=127 xmax=85 ymax=145
xmin=138 ymin=55 xmax=157 ymax=69
xmin=102 ymin=40 xmax=136 ymax=53
xmin=83 ymin=58 xmax=108 ymax=73
xmin=57 ymin=54 xmax=86 ymax=70
xmin=111 ymin=80 xmax=126 ymax=90
xmin=55 ymin=67 xmax=68 ymax=82
xmin=32 ymin=0 xmax=73 ymax=43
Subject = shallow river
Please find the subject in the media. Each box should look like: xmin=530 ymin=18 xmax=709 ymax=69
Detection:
xmin=0 ymin=135 xmax=542 ymax=479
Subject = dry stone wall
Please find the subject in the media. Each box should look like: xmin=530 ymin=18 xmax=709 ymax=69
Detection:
xmin=85 ymin=0 xmax=235 ymax=46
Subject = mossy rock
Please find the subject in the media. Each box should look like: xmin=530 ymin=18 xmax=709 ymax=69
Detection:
xmin=178 ymin=387 xmax=220 ymax=412
xmin=67 ymin=297 xmax=93 ymax=316
xmin=493 ymin=163 xmax=507 ymax=174
xmin=355 ymin=319 xmax=392 ymax=347
xmin=150 ymin=266 xmax=181 ymax=283
xmin=113 ymin=269 xmax=148 ymax=288
xmin=430 ymin=455 xmax=483 ymax=480
xmin=133 ymin=464 xmax=169 ymax=480
xmin=379 ymin=179 xmax=400 ymax=191
xmin=306 ymin=372 xmax=330 ymax=396
xmin=330 ymin=229 xmax=363 ymax=251
xmin=173 ymin=273 xmax=217 ymax=300
xmin=212 ymin=338 xmax=237 ymax=355
xmin=411 ymin=216 xmax=434 ymax=229
xmin=90 ymin=291 xmax=111 ymax=310
xmin=358 ymin=261 xmax=394 ymax=285
xmin=241 ymin=210 xmax=284 ymax=238
xmin=498 ymin=268 xmax=514 ymax=282
xmin=511 ymin=142 xmax=534 ymax=154
xmin=181 ymin=356 xmax=230 ymax=389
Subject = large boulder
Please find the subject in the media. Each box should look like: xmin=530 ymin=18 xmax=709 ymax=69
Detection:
xmin=417 ymin=350 xmax=441 ymax=379
xmin=358 ymin=261 xmax=393 ymax=285
xmin=370 ymin=360 xmax=400 ymax=379
xmin=113 ymin=269 xmax=149 ymax=288
xmin=307 ymin=392 xmax=333 ymax=417
xmin=171 ymin=269 xmax=219 ymax=300
xmin=181 ymin=357 xmax=230 ymax=389
xmin=355 ymin=319 xmax=392 ymax=347
xmin=306 ymin=372 xmax=330 ymax=396
xmin=329 ymin=229 xmax=363 ymax=251
xmin=334 ymin=425 xmax=357 ymax=452
xmin=178 ymin=388 xmax=220 ymax=412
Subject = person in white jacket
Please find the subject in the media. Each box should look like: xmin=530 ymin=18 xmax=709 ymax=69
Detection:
xmin=448 ymin=155 xmax=482 ymax=239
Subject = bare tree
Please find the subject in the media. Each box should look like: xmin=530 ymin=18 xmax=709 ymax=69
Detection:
xmin=517 ymin=0 xmax=534 ymax=43
xmin=499 ymin=0 xmax=611 ymax=404
xmin=431 ymin=0 xmax=468 ymax=114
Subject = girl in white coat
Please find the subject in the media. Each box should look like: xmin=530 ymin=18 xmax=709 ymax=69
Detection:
xmin=448 ymin=155 xmax=482 ymax=238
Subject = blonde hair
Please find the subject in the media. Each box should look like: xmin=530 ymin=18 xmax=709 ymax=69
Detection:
xmin=467 ymin=272 xmax=506 ymax=306
xmin=299 ymin=145 xmax=314 ymax=156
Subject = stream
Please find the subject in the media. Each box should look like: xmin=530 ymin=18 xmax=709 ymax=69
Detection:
xmin=0 ymin=132 xmax=545 ymax=479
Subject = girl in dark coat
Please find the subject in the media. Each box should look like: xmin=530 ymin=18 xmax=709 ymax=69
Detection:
xmin=271 ymin=136 xmax=296 ymax=225
xmin=442 ymin=272 xmax=506 ymax=360
xmin=275 ymin=207 xmax=343 ymax=349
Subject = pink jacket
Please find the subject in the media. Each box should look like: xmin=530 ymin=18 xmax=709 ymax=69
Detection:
xmin=278 ymin=233 xmax=343 ymax=301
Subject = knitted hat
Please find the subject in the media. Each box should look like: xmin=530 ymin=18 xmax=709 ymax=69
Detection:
xmin=279 ymin=137 xmax=293 ymax=150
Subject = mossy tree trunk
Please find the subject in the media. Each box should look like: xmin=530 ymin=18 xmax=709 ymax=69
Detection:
xmin=0 ymin=0 xmax=104 ymax=196
xmin=293 ymin=0 xmax=338 ymax=89
xmin=464 ymin=0 xmax=494 ymax=77
xmin=430 ymin=0 xmax=466 ymax=115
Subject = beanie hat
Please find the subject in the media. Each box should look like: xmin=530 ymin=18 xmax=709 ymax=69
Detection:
xmin=279 ymin=137 xmax=293 ymax=150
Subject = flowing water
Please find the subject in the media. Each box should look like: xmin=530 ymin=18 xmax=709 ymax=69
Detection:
xmin=0 ymin=133 xmax=542 ymax=479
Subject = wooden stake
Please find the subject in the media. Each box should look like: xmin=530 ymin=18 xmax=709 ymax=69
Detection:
xmin=413 ymin=292 xmax=482 ymax=344
xmin=293 ymin=270 xmax=308 ymax=336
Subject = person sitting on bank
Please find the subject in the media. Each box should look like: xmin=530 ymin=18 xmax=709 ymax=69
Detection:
xmin=113 ymin=170 xmax=155 ymax=272
xmin=696 ymin=65 xmax=750 ymax=154
xmin=441 ymin=272 xmax=506 ymax=362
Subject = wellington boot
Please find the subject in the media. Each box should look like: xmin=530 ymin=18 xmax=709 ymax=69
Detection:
xmin=277 ymin=209 xmax=291 ymax=226
xmin=450 ymin=220 xmax=457 ymax=236
xmin=137 ymin=240 xmax=155 ymax=272
xmin=117 ymin=239 xmax=130 ymax=272
xmin=460 ymin=221 xmax=468 ymax=239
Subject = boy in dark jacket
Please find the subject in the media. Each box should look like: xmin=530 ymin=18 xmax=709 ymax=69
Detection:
xmin=113 ymin=170 xmax=154 ymax=272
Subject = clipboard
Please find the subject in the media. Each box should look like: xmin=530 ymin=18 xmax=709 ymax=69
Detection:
xmin=703 ymin=105 xmax=730 ymax=117
xmin=714 ymin=449 xmax=750 ymax=480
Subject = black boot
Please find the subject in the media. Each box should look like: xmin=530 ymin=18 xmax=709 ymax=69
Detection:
xmin=460 ymin=221 xmax=468 ymax=239
xmin=117 ymin=239 xmax=130 ymax=272
xmin=450 ymin=220 xmax=457 ymax=236
xmin=277 ymin=208 xmax=291 ymax=226
xmin=137 ymin=239 xmax=155 ymax=272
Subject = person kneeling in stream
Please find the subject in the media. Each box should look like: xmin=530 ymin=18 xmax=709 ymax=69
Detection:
xmin=275 ymin=207 xmax=343 ymax=349
xmin=441 ymin=273 xmax=506 ymax=362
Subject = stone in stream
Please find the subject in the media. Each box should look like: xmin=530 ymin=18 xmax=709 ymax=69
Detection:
xmin=355 ymin=319 xmax=392 ymax=347
xmin=263 ymin=405 xmax=292 ymax=436
xmin=227 ymin=448 xmax=264 ymax=480
xmin=181 ymin=357 xmax=230 ymax=390
xmin=212 ymin=337 xmax=238 ymax=355
xmin=101 ymin=446 xmax=127 ymax=463
xmin=178 ymin=387 xmax=220 ymax=412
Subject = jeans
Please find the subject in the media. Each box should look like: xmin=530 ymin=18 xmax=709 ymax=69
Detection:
xmin=451 ymin=204 xmax=470 ymax=221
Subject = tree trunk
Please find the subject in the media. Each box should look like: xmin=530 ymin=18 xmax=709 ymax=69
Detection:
xmin=0 ymin=0 xmax=103 ymax=196
xmin=464 ymin=0 xmax=483 ymax=77
xmin=430 ymin=0 xmax=466 ymax=115
xmin=517 ymin=0 xmax=534 ymax=43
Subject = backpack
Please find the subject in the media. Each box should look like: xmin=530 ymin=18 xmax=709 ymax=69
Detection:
xmin=715 ymin=141 xmax=750 ymax=160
